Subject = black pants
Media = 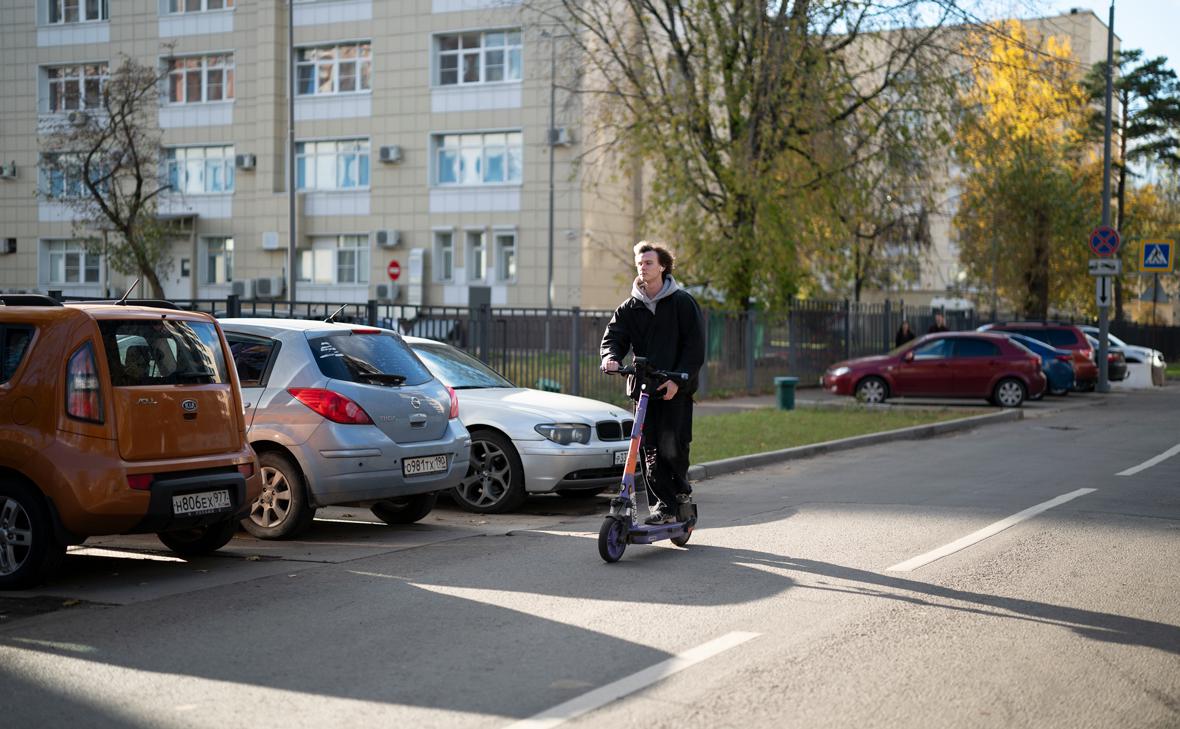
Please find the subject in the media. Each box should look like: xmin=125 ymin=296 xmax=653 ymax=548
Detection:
xmin=639 ymin=395 xmax=693 ymax=509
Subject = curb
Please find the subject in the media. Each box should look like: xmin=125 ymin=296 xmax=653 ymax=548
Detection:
xmin=686 ymin=408 xmax=1023 ymax=482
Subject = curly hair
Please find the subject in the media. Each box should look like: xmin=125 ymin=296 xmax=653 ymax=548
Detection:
xmin=633 ymin=241 xmax=675 ymax=279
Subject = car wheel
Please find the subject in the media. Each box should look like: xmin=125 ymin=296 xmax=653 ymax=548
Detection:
xmin=451 ymin=430 xmax=526 ymax=514
xmin=0 ymin=481 xmax=65 ymax=590
xmin=370 ymin=493 xmax=438 ymax=525
xmin=1048 ymin=384 xmax=1070 ymax=396
xmin=556 ymin=488 xmax=607 ymax=499
xmin=157 ymin=519 xmax=237 ymax=557
xmin=855 ymin=376 xmax=888 ymax=404
xmin=993 ymin=378 xmax=1025 ymax=408
xmin=242 ymin=451 xmax=316 ymax=539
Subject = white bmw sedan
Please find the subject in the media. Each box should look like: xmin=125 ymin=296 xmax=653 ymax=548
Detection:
xmin=405 ymin=337 xmax=634 ymax=514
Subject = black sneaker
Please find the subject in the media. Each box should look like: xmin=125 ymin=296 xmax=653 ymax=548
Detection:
xmin=644 ymin=509 xmax=675 ymax=525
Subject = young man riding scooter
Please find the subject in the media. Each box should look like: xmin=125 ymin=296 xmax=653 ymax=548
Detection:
xmin=600 ymin=241 xmax=706 ymax=525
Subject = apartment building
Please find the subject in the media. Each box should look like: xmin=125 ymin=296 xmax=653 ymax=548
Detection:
xmin=0 ymin=0 xmax=640 ymax=309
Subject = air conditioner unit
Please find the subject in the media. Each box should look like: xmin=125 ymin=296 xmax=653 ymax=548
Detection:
xmin=230 ymin=278 xmax=255 ymax=300
xmin=375 ymin=283 xmax=399 ymax=303
xmin=379 ymin=145 xmax=403 ymax=164
xmin=261 ymin=231 xmax=280 ymax=250
xmin=0 ymin=162 xmax=16 ymax=180
xmin=373 ymin=229 xmax=401 ymax=248
xmin=549 ymin=127 xmax=573 ymax=147
xmin=1 ymin=239 xmax=16 ymax=254
xmin=66 ymin=110 xmax=89 ymax=126
xmin=235 ymin=154 xmax=256 ymax=170
xmin=254 ymin=276 xmax=285 ymax=299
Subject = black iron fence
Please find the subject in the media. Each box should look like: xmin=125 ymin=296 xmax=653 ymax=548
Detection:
xmin=54 ymin=289 xmax=1175 ymax=400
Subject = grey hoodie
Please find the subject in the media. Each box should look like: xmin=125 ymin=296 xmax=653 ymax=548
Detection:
xmin=630 ymin=275 xmax=680 ymax=314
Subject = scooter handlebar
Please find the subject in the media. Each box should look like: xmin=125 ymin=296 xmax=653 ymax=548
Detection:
xmin=606 ymin=364 xmax=689 ymax=381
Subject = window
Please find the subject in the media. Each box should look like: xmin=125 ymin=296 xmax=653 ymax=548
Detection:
xmin=436 ymin=30 xmax=521 ymax=86
xmin=46 ymin=240 xmax=101 ymax=284
xmin=164 ymin=146 xmax=234 ymax=194
xmin=953 ymin=338 xmax=1000 ymax=358
xmin=911 ymin=338 xmax=951 ymax=360
xmin=40 ymin=154 xmax=108 ymax=199
xmin=434 ymin=231 xmax=454 ymax=282
xmin=48 ymin=0 xmax=108 ymax=24
xmin=226 ymin=333 xmax=276 ymax=388
xmin=494 ymin=230 xmax=516 ymax=282
xmin=204 ymin=237 xmax=234 ymax=284
xmin=46 ymin=64 xmax=108 ymax=112
xmin=434 ymin=131 xmax=522 ymax=186
xmin=307 ymin=332 xmax=432 ymax=387
xmin=466 ymin=230 xmax=485 ymax=281
xmin=296 ymin=139 xmax=369 ymax=191
xmin=297 ymin=42 xmax=371 ymax=96
xmin=1 ymin=326 xmax=35 ymax=383
xmin=167 ymin=54 xmax=235 ymax=104
xmin=165 ymin=0 xmax=233 ymax=13
xmin=99 ymin=320 xmax=229 ymax=387
xmin=297 ymin=235 xmax=369 ymax=285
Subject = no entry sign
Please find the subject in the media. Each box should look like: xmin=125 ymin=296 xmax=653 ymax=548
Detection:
xmin=387 ymin=260 xmax=401 ymax=281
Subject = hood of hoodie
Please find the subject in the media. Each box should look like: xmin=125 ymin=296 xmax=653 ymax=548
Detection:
xmin=631 ymin=275 xmax=680 ymax=313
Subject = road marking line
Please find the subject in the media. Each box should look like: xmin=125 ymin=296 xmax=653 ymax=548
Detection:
xmin=503 ymin=631 xmax=759 ymax=729
xmin=886 ymin=488 xmax=1097 ymax=572
xmin=1117 ymin=443 xmax=1180 ymax=476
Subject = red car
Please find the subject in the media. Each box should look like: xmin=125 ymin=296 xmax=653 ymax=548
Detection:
xmin=977 ymin=322 xmax=1097 ymax=391
xmin=821 ymin=332 xmax=1046 ymax=407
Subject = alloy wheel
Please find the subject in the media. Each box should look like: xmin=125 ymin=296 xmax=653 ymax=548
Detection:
xmin=0 ymin=496 xmax=33 ymax=577
xmin=250 ymin=466 xmax=293 ymax=528
xmin=857 ymin=379 xmax=886 ymax=404
xmin=996 ymin=380 xmax=1024 ymax=407
xmin=455 ymin=439 xmax=513 ymax=509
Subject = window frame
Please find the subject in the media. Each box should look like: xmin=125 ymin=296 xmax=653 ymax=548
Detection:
xmin=163 ymin=145 xmax=235 ymax=195
xmin=295 ymin=40 xmax=372 ymax=97
xmin=433 ymin=230 xmax=454 ymax=283
xmin=952 ymin=338 xmax=1001 ymax=358
xmin=164 ymin=0 xmax=234 ymax=14
xmin=203 ymin=237 xmax=234 ymax=284
xmin=466 ymin=229 xmax=486 ymax=282
xmin=47 ymin=0 xmax=109 ymax=25
xmin=432 ymin=130 xmax=523 ymax=187
xmin=295 ymin=138 xmax=371 ymax=191
xmin=493 ymin=228 xmax=517 ymax=283
xmin=296 ymin=235 xmax=370 ymax=285
xmin=44 ymin=239 xmax=102 ymax=285
xmin=1 ymin=326 xmax=36 ymax=384
xmin=434 ymin=29 xmax=522 ymax=87
xmin=44 ymin=63 xmax=109 ymax=113
xmin=165 ymin=52 xmax=236 ymax=105
xmin=39 ymin=154 xmax=108 ymax=200
xmin=225 ymin=332 xmax=279 ymax=388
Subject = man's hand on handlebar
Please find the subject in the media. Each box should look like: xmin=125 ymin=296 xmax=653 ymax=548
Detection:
xmin=656 ymin=379 xmax=679 ymax=400
xmin=601 ymin=358 xmax=620 ymax=374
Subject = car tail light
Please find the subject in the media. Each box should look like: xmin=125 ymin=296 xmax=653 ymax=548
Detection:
xmin=237 ymin=462 xmax=256 ymax=479
xmin=447 ymin=386 xmax=459 ymax=419
xmin=126 ymin=474 xmax=153 ymax=490
xmin=288 ymin=388 xmax=373 ymax=424
xmin=1080 ymin=348 xmax=1093 ymax=360
xmin=1107 ymin=353 xmax=1119 ymax=362
xmin=66 ymin=342 xmax=103 ymax=423
xmin=1032 ymin=355 xmax=1042 ymax=367
xmin=1055 ymin=354 xmax=1071 ymax=362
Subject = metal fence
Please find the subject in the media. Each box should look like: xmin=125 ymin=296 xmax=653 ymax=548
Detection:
xmin=69 ymin=290 xmax=1174 ymax=400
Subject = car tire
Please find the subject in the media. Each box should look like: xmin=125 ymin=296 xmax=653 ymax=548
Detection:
xmin=556 ymin=488 xmax=607 ymax=499
xmin=855 ymin=376 xmax=889 ymax=404
xmin=993 ymin=378 xmax=1025 ymax=408
xmin=451 ymin=430 xmax=526 ymax=514
xmin=1048 ymin=384 xmax=1070 ymax=396
xmin=0 ymin=480 xmax=65 ymax=590
xmin=370 ymin=492 xmax=438 ymax=525
xmin=157 ymin=518 xmax=237 ymax=557
xmin=242 ymin=451 xmax=316 ymax=539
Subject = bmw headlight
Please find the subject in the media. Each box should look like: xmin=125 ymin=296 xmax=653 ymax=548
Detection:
xmin=831 ymin=366 xmax=851 ymax=377
xmin=535 ymin=423 xmax=592 ymax=445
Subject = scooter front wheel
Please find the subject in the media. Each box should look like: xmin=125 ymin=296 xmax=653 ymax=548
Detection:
xmin=598 ymin=516 xmax=628 ymax=563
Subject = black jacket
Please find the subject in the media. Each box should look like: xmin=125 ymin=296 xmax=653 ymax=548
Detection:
xmin=600 ymin=287 xmax=706 ymax=401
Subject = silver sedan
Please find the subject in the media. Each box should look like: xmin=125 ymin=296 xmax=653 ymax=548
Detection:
xmin=405 ymin=337 xmax=634 ymax=514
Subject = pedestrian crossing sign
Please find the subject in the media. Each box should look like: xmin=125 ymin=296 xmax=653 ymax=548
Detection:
xmin=1140 ymin=240 xmax=1174 ymax=272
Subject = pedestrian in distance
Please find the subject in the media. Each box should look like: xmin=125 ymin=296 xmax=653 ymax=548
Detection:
xmin=928 ymin=312 xmax=949 ymax=333
xmin=600 ymin=241 xmax=705 ymax=525
xmin=895 ymin=320 xmax=916 ymax=348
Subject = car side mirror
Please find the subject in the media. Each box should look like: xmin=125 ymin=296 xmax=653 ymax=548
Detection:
xmin=903 ymin=351 xmax=915 ymax=363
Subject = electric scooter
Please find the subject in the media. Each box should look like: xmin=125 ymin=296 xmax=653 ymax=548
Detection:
xmin=598 ymin=357 xmax=698 ymax=563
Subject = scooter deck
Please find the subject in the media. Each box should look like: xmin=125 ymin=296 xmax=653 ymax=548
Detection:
xmin=627 ymin=521 xmax=692 ymax=544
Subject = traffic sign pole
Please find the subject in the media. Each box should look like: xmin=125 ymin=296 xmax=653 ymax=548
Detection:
xmin=1095 ymin=0 xmax=1116 ymax=394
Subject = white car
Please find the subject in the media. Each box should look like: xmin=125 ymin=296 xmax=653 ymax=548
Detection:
xmin=1078 ymin=325 xmax=1167 ymax=383
xmin=405 ymin=337 xmax=634 ymax=513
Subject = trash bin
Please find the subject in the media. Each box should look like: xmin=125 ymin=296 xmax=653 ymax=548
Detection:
xmin=536 ymin=377 xmax=562 ymax=393
xmin=774 ymin=376 xmax=798 ymax=410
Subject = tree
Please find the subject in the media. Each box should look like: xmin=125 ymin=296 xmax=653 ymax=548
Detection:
xmin=531 ymin=0 xmax=959 ymax=309
xmin=1083 ymin=49 xmax=1180 ymax=320
xmin=39 ymin=53 xmax=172 ymax=298
xmin=953 ymin=21 xmax=1094 ymax=319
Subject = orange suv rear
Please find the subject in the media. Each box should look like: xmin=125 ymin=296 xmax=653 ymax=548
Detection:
xmin=0 ymin=295 xmax=261 ymax=588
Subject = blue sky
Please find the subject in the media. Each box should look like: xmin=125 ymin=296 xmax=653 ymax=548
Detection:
xmin=1046 ymin=0 xmax=1180 ymax=70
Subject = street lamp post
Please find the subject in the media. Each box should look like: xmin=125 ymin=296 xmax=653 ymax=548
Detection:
xmin=287 ymin=0 xmax=298 ymax=307
xmin=1097 ymin=0 xmax=1115 ymax=393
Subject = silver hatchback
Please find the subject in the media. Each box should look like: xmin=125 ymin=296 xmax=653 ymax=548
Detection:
xmin=220 ymin=319 xmax=470 ymax=538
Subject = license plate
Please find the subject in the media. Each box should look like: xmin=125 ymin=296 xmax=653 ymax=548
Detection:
xmin=172 ymin=490 xmax=231 ymax=516
xmin=403 ymin=454 xmax=448 ymax=477
xmin=614 ymin=450 xmax=629 ymax=465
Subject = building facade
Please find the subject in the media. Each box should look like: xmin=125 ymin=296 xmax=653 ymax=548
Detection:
xmin=0 ymin=0 xmax=641 ymax=309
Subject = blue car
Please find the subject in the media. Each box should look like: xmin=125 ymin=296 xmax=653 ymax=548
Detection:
xmin=1001 ymin=333 xmax=1075 ymax=396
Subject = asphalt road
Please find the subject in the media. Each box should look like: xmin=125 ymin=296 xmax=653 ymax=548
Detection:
xmin=2 ymin=388 xmax=1178 ymax=728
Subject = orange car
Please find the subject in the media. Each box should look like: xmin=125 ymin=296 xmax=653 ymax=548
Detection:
xmin=0 ymin=294 xmax=261 ymax=588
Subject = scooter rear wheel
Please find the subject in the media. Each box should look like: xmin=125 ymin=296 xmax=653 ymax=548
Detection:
xmin=671 ymin=530 xmax=692 ymax=548
xmin=598 ymin=517 xmax=628 ymax=563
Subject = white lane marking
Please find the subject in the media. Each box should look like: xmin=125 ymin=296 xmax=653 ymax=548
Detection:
xmin=886 ymin=488 xmax=1097 ymax=572
xmin=504 ymin=631 xmax=759 ymax=729
xmin=1117 ymin=443 xmax=1180 ymax=476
